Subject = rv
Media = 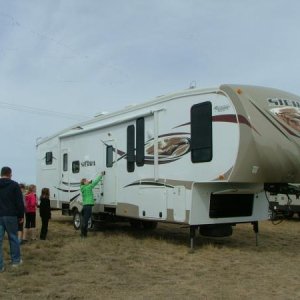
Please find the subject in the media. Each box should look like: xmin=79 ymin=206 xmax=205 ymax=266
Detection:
xmin=36 ymin=84 xmax=300 ymax=247
xmin=267 ymin=184 xmax=300 ymax=219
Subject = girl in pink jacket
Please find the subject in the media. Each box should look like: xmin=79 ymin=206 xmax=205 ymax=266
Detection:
xmin=24 ymin=184 xmax=38 ymax=241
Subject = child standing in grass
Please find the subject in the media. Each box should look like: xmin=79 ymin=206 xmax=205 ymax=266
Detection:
xmin=24 ymin=184 xmax=38 ymax=241
xmin=39 ymin=188 xmax=51 ymax=240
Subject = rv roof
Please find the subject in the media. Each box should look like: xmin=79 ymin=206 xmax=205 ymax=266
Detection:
xmin=37 ymin=85 xmax=219 ymax=145
xmin=40 ymin=83 xmax=294 ymax=144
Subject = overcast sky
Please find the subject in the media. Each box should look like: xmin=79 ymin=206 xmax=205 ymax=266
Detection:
xmin=0 ymin=0 xmax=300 ymax=184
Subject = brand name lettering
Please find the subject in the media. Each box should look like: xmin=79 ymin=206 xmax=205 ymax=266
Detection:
xmin=81 ymin=160 xmax=96 ymax=167
xmin=214 ymin=105 xmax=230 ymax=112
xmin=268 ymin=98 xmax=300 ymax=108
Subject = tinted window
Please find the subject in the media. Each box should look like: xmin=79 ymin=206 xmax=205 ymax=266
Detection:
xmin=72 ymin=161 xmax=80 ymax=173
xmin=106 ymin=145 xmax=113 ymax=168
xmin=190 ymin=101 xmax=212 ymax=162
xmin=127 ymin=125 xmax=135 ymax=172
xmin=63 ymin=153 xmax=68 ymax=171
xmin=45 ymin=152 xmax=53 ymax=165
xmin=136 ymin=117 xmax=145 ymax=166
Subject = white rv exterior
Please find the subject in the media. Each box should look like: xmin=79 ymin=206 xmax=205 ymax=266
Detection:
xmin=36 ymin=84 xmax=300 ymax=238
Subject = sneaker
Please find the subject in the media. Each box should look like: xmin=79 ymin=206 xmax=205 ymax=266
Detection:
xmin=11 ymin=259 xmax=23 ymax=268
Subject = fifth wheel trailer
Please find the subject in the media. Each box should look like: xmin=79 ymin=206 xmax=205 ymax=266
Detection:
xmin=267 ymin=184 xmax=300 ymax=219
xmin=36 ymin=84 xmax=300 ymax=246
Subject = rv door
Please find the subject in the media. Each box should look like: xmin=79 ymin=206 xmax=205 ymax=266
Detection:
xmin=59 ymin=149 xmax=70 ymax=203
xmin=102 ymin=140 xmax=117 ymax=205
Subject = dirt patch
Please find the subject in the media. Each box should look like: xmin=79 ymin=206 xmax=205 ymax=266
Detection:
xmin=1 ymin=212 xmax=300 ymax=299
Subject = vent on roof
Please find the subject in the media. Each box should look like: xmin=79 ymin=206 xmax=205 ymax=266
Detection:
xmin=124 ymin=104 xmax=137 ymax=109
xmin=94 ymin=112 xmax=108 ymax=118
xmin=72 ymin=126 xmax=83 ymax=130
xmin=189 ymin=81 xmax=196 ymax=89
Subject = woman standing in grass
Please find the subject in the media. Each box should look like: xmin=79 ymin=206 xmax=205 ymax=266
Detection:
xmin=39 ymin=188 xmax=51 ymax=240
xmin=80 ymin=171 xmax=105 ymax=238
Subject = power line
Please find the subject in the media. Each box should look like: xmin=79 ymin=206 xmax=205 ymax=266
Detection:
xmin=0 ymin=101 xmax=89 ymax=120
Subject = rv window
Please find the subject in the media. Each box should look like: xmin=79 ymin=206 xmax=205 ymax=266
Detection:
xmin=190 ymin=101 xmax=212 ymax=162
xmin=45 ymin=152 xmax=53 ymax=165
xmin=106 ymin=145 xmax=113 ymax=168
xmin=127 ymin=125 xmax=135 ymax=172
xmin=63 ymin=153 xmax=68 ymax=171
xmin=72 ymin=161 xmax=80 ymax=173
xmin=136 ymin=117 xmax=145 ymax=166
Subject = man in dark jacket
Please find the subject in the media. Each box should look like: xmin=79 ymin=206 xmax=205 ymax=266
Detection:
xmin=0 ymin=166 xmax=24 ymax=272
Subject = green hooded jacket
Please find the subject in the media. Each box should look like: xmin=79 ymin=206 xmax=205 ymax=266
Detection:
xmin=80 ymin=175 xmax=103 ymax=206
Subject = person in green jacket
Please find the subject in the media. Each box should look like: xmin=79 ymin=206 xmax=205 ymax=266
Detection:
xmin=80 ymin=171 xmax=105 ymax=237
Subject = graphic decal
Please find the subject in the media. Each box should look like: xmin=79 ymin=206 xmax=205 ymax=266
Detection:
xmin=144 ymin=134 xmax=190 ymax=164
xmin=250 ymin=99 xmax=300 ymax=139
xmin=174 ymin=114 xmax=259 ymax=134
xmin=124 ymin=178 xmax=193 ymax=190
xmin=55 ymin=187 xmax=80 ymax=193
xmin=125 ymin=180 xmax=174 ymax=189
xmin=102 ymin=114 xmax=257 ymax=165
xmin=269 ymin=107 xmax=300 ymax=137
xmin=55 ymin=181 xmax=80 ymax=195
xmin=62 ymin=181 xmax=80 ymax=187
xmin=70 ymin=193 xmax=80 ymax=201
xmin=102 ymin=114 xmax=255 ymax=165
xmin=102 ymin=133 xmax=190 ymax=166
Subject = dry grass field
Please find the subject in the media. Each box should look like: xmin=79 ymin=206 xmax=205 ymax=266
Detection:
xmin=1 ymin=211 xmax=300 ymax=300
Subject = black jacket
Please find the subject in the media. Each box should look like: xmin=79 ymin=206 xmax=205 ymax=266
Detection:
xmin=39 ymin=196 xmax=51 ymax=219
xmin=0 ymin=178 xmax=24 ymax=218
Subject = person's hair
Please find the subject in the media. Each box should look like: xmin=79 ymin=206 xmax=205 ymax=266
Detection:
xmin=80 ymin=178 xmax=86 ymax=185
xmin=19 ymin=183 xmax=26 ymax=190
xmin=1 ymin=166 xmax=12 ymax=177
xmin=41 ymin=188 xmax=50 ymax=198
xmin=27 ymin=184 xmax=36 ymax=193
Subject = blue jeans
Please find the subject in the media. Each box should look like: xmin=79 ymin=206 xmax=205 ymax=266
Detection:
xmin=81 ymin=205 xmax=93 ymax=237
xmin=0 ymin=216 xmax=21 ymax=269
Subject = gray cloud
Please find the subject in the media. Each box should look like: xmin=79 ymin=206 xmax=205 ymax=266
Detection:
xmin=0 ymin=0 xmax=300 ymax=183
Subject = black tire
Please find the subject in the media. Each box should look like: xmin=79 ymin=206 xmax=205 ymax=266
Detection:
xmin=285 ymin=211 xmax=294 ymax=219
xmin=142 ymin=220 xmax=158 ymax=230
xmin=270 ymin=210 xmax=278 ymax=220
xmin=73 ymin=210 xmax=81 ymax=230
xmin=73 ymin=210 xmax=93 ymax=230
xmin=129 ymin=220 xmax=143 ymax=229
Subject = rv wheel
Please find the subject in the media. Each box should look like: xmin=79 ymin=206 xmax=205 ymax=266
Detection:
xmin=73 ymin=210 xmax=81 ymax=230
xmin=73 ymin=210 xmax=93 ymax=230
xmin=129 ymin=220 xmax=143 ymax=229
xmin=285 ymin=211 xmax=294 ymax=219
xmin=142 ymin=221 xmax=158 ymax=230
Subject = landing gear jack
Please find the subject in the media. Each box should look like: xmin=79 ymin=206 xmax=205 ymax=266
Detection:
xmin=189 ymin=226 xmax=197 ymax=253
xmin=251 ymin=221 xmax=259 ymax=246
